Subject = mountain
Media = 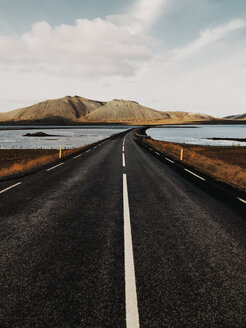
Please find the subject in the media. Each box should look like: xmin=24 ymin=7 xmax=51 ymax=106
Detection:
xmin=224 ymin=115 xmax=238 ymax=119
xmin=163 ymin=111 xmax=213 ymax=122
xmin=83 ymin=99 xmax=168 ymax=122
xmin=82 ymin=100 xmax=213 ymax=123
xmin=236 ymin=114 xmax=246 ymax=120
xmin=0 ymin=96 xmax=214 ymax=124
xmin=0 ymin=96 xmax=105 ymax=122
xmin=224 ymin=113 xmax=246 ymax=120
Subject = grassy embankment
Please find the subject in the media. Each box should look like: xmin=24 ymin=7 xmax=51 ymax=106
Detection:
xmin=0 ymin=148 xmax=83 ymax=178
xmin=143 ymin=138 xmax=246 ymax=190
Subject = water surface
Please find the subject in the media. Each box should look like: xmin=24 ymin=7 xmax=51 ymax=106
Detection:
xmin=147 ymin=125 xmax=246 ymax=146
xmin=0 ymin=126 xmax=130 ymax=149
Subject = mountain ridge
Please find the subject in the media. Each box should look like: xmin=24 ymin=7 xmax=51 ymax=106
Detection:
xmin=224 ymin=113 xmax=246 ymax=120
xmin=0 ymin=96 xmax=215 ymax=124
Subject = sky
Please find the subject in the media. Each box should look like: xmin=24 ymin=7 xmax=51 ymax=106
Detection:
xmin=0 ymin=0 xmax=246 ymax=117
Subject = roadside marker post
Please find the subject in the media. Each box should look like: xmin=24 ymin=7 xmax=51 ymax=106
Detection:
xmin=180 ymin=148 xmax=183 ymax=161
xmin=59 ymin=146 xmax=62 ymax=159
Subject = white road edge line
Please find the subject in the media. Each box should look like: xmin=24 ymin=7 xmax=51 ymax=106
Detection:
xmin=0 ymin=182 xmax=22 ymax=194
xmin=123 ymin=174 xmax=140 ymax=328
xmin=73 ymin=154 xmax=82 ymax=159
xmin=238 ymin=197 xmax=246 ymax=204
xmin=184 ymin=169 xmax=206 ymax=181
xmin=122 ymin=153 xmax=126 ymax=167
xmin=165 ymin=157 xmax=174 ymax=164
xmin=155 ymin=151 xmax=160 ymax=155
xmin=47 ymin=163 xmax=64 ymax=171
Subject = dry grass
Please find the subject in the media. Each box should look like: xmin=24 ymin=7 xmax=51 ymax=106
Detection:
xmin=0 ymin=148 xmax=83 ymax=178
xmin=144 ymin=138 xmax=246 ymax=190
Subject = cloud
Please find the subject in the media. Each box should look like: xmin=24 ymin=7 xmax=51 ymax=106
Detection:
xmin=108 ymin=0 xmax=169 ymax=34
xmin=132 ymin=0 xmax=169 ymax=32
xmin=174 ymin=19 xmax=246 ymax=60
xmin=0 ymin=0 xmax=246 ymax=116
xmin=0 ymin=0 xmax=172 ymax=111
xmin=127 ymin=18 xmax=246 ymax=117
xmin=0 ymin=18 xmax=153 ymax=78
xmin=0 ymin=0 xmax=169 ymax=80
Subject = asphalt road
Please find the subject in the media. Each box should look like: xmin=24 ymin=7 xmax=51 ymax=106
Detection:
xmin=0 ymin=130 xmax=246 ymax=328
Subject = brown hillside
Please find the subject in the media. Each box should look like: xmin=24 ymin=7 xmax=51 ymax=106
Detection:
xmin=224 ymin=113 xmax=246 ymax=120
xmin=84 ymin=99 xmax=168 ymax=122
xmin=0 ymin=96 xmax=215 ymax=124
xmin=0 ymin=96 xmax=104 ymax=122
xmin=164 ymin=111 xmax=213 ymax=121
xmin=234 ymin=113 xmax=246 ymax=120
xmin=84 ymin=100 xmax=214 ymax=123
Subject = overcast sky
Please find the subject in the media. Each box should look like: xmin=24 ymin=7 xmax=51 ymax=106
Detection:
xmin=0 ymin=0 xmax=246 ymax=117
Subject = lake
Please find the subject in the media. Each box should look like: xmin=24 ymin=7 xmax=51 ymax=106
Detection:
xmin=147 ymin=125 xmax=246 ymax=146
xmin=0 ymin=126 xmax=130 ymax=149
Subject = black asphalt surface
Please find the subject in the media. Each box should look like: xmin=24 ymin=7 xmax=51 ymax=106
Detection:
xmin=0 ymin=130 xmax=246 ymax=328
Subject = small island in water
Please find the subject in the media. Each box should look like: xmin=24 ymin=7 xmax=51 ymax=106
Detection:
xmin=24 ymin=132 xmax=58 ymax=137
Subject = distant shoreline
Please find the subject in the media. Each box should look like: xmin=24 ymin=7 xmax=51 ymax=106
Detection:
xmin=0 ymin=124 xmax=131 ymax=131
xmin=0 ymin=119 xmax=246 ymax=130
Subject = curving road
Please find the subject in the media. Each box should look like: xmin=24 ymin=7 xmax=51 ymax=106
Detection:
xmin=0 ymin=130 xmax=246 ymax=328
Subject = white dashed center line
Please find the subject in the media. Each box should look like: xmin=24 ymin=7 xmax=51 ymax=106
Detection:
xmin=122 ymin=153 xmax=126 ymax=167
xmin=123 ymin=174 xmax=140 ymax=328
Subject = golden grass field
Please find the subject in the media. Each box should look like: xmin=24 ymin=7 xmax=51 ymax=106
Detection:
xmin=0 ymin=148 xmax=83 ymax=178
xmin=144 ymin=138 xmax=246 ymax=190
